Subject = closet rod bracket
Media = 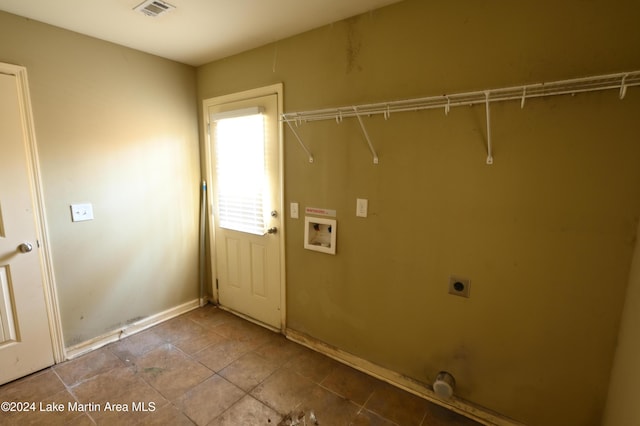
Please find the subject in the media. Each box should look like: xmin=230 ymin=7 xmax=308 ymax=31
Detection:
xmin=353 ymin=106 xmax=379 ymax=164
xmin=285 ymin=119 xmax=314 ymax=163
xmin=484 ymin=92 xmax=494 ymax=165
xmin=620 ymin=74 xmax=629 ymax=99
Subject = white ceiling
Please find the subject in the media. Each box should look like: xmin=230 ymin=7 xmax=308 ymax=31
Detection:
xmin=0 ymin=0 xmax=403 ymax=66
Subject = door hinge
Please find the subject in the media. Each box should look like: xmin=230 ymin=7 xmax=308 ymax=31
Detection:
xmin=215 ymin=279 xmax=219 ymax=289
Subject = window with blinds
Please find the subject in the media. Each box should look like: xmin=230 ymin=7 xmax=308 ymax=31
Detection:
xmin=214 ymin=113 xmax=267 ymax=235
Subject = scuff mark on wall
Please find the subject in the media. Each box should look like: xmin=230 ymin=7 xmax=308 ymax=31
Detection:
xmin=126 ymin=316 xmax=145 ymax=325
xmin=346 ymin=17 xmax=362 ymax=73
xmin=272 ymin=45 xmax=278 ymax=73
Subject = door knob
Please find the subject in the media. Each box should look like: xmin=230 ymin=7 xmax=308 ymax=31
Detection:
xmin=267 ymin=227 xmax=278 ymax=234
xmin=18 ymin=242 xmax=33 ymax=253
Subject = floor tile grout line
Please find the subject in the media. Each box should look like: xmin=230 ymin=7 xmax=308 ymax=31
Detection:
xmin=2 ymin=306 xmax=478 ymax=426
xmin=104 ymin=340 xmax=214 ymax=413
xmin=158 ymin=323 xmax=278 ymax=405
xmin=184 ymin=333 xmax=232 ymax=359
xmin=46 ymin=367 xmax=99 ymax=425
xmin=352 ymin=387 xmax=401 ymax=426
xmin=66 ymin=365 xmax=163 ymax=423
xmin=358 ymin=391 xmax=374 ymax=417
xmin=107 ymin=328 xmax=177 ymax=362
xmin=419 ymin=408 xmax=428 ymax=426
xmin=317 ymin=381 xmax=365 ymax=411
xmin=181 ymin=325 xmax=291 ymax=413
xmin=244 ymin=363 xmax=312 ymax=419
xmin=55 ymin=346 xmax=131 ymax=388
xmin=51 ymin=366 xmax=106 ymax=425
xmin=194 ymin=321 xmax=397 ymax=425
xmin=205 ymin=374 xmax=257 ymax=424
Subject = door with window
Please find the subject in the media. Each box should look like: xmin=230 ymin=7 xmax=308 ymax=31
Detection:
xmin=0 ymin=69 xmax=55 ymax=385
xmin=205 ymin=85 xmax=283 ymax=330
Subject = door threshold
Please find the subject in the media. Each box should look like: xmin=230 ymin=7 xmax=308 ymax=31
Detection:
xmin=216 ymin=304 xmax=282 ymax=334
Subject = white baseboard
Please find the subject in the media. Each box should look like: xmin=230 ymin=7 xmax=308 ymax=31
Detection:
xmin=285 ymin=328 xmax=522 ymax=426
xmin=64 ymin=299 xmax=201 ymax=360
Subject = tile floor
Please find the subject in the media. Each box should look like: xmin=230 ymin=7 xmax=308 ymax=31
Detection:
xmin=0 ymin=304 xmax=482 ymax=425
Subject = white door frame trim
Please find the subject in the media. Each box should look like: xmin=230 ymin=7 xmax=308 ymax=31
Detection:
xmin=202 ymin=83 xmax=286 ymax=331
xmin=0 ymin=62 xmax=65 ymax=363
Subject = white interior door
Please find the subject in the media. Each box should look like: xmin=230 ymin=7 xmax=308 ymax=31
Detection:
xmin=0 ymin=72 xmax=55 ymax=384
xmin=206 ymin=87 xmax=283 ymax=330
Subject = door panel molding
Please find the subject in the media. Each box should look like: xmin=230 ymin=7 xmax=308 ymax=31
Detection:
xmin=0 ymin=62 xmax=65 ymax=363
xmin=250 ymin=243 xmax=267 ymax=298
xmin=0 ymin=265 xmax=18 ymax=344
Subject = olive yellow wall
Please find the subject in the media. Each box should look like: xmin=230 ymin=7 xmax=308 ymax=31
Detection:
xmin=603 ymin=220 xmax=640 ymax=425
xmin=197 ymin=1 xmax=640 ymax=425
xmin=0 ymin=12 xmax=200 ymax=346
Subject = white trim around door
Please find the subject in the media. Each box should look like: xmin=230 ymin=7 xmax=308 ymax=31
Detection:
xmin=0 ymin=62 xmax=65 ymax=363
xmin=202 ymin=83 xmax=286 ymax=331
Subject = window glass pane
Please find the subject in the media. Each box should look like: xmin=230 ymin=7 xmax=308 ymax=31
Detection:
xmin=214 ymin=114 xmax=266 ymax=235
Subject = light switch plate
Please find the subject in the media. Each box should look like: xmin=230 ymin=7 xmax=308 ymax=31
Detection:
xmin=290 ymin=202 xmax=299 ymax=219
xmin=70 ymin=203 xmax=94 ymax=222
xmin=356 ymin=198 xmax=368 ymax=218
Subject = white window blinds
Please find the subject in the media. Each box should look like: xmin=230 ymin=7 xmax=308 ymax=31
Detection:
xmin=214 ymin=112 xmax=267 ymax=235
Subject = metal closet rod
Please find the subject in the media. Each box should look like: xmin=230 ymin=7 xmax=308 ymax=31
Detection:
xmin=281 ymin=70 xmax=640 ymax=164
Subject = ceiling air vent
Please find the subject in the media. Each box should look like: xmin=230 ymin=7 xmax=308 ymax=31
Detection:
xmin=134 ymin=0 xmax=176 ymax=17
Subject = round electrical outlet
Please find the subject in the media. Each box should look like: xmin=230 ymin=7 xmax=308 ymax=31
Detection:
xmin=448 ymin=276 xmax=471 ymax=298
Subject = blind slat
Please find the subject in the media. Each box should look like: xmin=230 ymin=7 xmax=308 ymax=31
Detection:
xmin=214 ymin=114 xmax=266 ymax=235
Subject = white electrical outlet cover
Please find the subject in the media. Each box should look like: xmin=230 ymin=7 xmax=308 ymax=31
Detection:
xmin=356 ymin=198 xmax=368 ymax=218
